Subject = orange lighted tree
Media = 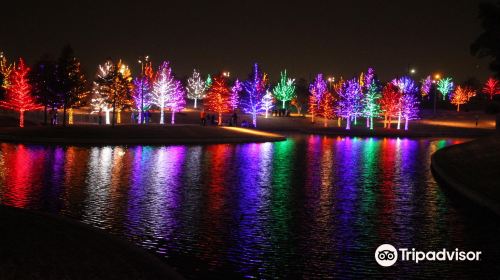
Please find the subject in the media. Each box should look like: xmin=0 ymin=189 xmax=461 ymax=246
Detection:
xmin=319 ymin=92 xmax=335 ymax=127
xmin=379 ymin=83 xmax=401 ymax=128
xmin=204 ymin=75 xmax=232 ymax=125
xmin=482 ymin=78 xmax=499 ymax=100
xmin=451 ymin=86 xmax=475 ymax=112
xmin=0 ymin=59 xmax=42 ymax=127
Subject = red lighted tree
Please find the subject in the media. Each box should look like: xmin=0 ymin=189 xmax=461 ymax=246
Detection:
xmin=482 ymin=78 xmax=499 ymax=100
xmin=379 ymin=83 xmax=401 ymax=129
xmin=451 ymin=86 xmax=475 ymax=112
xmin=0 ymin=59 xmax=41 ymax=127
xmin=318 ymin=92 xmax=335 ymax=127
xmin=204 ymin=75 xmax=232 ymax=125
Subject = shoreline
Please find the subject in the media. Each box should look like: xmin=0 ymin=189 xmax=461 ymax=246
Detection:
xmin=431 ymin=136 xmax=500 ymax=215
xmin=297 ymin=126 xmax=494 ymax=138
xmin=0 ymin=205 xmax=183 ymax=279
xmin=0 ymin=125 xmax=286 ymax=145
xmin=0 ymin=123 xmax=494 ymax=146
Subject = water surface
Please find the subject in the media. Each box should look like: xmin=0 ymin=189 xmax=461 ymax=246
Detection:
xmin=0 ymin=136 xmax=499 ymax=279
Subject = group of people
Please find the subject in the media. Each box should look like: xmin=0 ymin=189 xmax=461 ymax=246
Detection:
xmin=272 ymin=108 xmax=291 ymax=117
xmin=49 ymin=108 xmax=58 ymax=125
xmin=200 ymin=110 xmax=240 ymax=127
xmin=130 ymin=110 xmax=152 ymax=124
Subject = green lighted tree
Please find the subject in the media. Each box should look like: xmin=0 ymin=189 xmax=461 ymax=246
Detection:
xmin=437 ymin=77 xmax=454 ymax=100
xmin=273 ymin=70 xmax=296 ymax=109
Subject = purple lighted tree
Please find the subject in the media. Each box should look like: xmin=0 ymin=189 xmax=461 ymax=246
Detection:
xmin=400 ymin=92 xmax=420 ymax=130
xmin=132 ymin=76 xmax=152 ymax=124
xmin=337 ymin=78 xmax=363 ymax=129
xmin=230 ymin=79 xmax=242 ymax=111
xmin=392 ymin=76 xmax=418 ymax=129
xmin=308 ymin=74 xmax=328 ymax=123
xmin=241 ymin=63 xmax=268 ymax=127
xmin=364 ymin=67 xmax=376 ymax=90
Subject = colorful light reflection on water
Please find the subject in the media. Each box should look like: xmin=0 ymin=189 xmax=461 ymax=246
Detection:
xmin=0 ymin=136 xmax=499 ymax=279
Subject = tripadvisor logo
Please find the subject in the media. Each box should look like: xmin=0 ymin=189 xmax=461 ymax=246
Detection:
xmin=375 ymin=244 xmax=482 ymax=267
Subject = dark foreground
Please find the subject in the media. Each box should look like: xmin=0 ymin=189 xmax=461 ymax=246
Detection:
xmin=0 ymin=205 xmax=182 ymax=280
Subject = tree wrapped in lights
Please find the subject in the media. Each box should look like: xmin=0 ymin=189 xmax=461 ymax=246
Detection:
xmin=92 ymin=59 xmax=133 ymax=125
xmin=337 ymin=78 xmax=363 ymax=129
xmin=482 ymin=78 xmax=499 ymax=100
xmin=392 ymin=76 xmax=418 ymax=129
xmin=204 ymin=74 xmax=232 ymax=125
xmin=332 ymin=78 xmax=345 ymax=127
xmin=241 ymin=63 xmax=268 ymax=127
xmin=56 ymin=46 xmax=88 ymax=126
xmin=319 ymin=91 xmax=335 ymax=127
xmin=92 ymin=60 xmax=115 ymax=124
xmin=358 ymin=72 xmax=365 ymax=89
xmin=379 ymin=83 xmax=401 ymax=129
xmin=362 ymin=81 xmax=381 ymax=129
xmin=152 ymin=61 xmax=185 ymax=124
xmin=308 ymin=74 xmax=328 ymax=123
xmin=30 ymin=57 xmax=58 ymax=125
xmin=451 ymin=86 xmax=476 ymax=112
xmin=437 ymin=77 xmax=454 ymax=100
xmin=364 ymin=68 xmax=376 ymax=88
xmin=187 ymin=69 xmax=207 ymax=108
xmin=206 ymin=74 xmax=213 ymax=89
xmin=400 ymin=91 xmax=420 ymax=130
xmin=273 ymin=70 xmax=296 ymax=109
xmin=230 ymin=79 xmax=242 ymax=110
xmin=333 ymin=77 xmax=344 ymax=94
xmin=0 ymin=52 xmax=14 ymax=91
xmin=132 ymin=75 xmax=152 ymax=124
xmin=261 ymin=90 xmax=274 ymax=118
xmin=290 ymin=98 xmax=302 ymax=115
xmin=133 ymin=63 xmax=153 ymax=123
xmin=421 ymin=76 xmax=432 ymax=97
xmin=0 ymin=59 xmax=42 ymax=127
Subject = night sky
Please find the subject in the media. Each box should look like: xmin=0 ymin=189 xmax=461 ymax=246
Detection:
xmin=0 ymin=0 xmax=494 ymax=82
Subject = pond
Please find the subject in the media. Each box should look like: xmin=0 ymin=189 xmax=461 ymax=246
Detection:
xmin=0 ymin=136 xmax=499 ymax=279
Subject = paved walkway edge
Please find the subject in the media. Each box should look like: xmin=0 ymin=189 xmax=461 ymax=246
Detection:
xmin=431 ymin=144 xmax=500 ymax=216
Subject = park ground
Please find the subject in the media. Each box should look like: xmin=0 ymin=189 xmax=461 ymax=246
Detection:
xmin=0 ymin=108 xmax=497 ymax=143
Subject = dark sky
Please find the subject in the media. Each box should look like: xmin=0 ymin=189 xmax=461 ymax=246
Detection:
xmin=0 ymin=0 xmax=494 ymax=83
